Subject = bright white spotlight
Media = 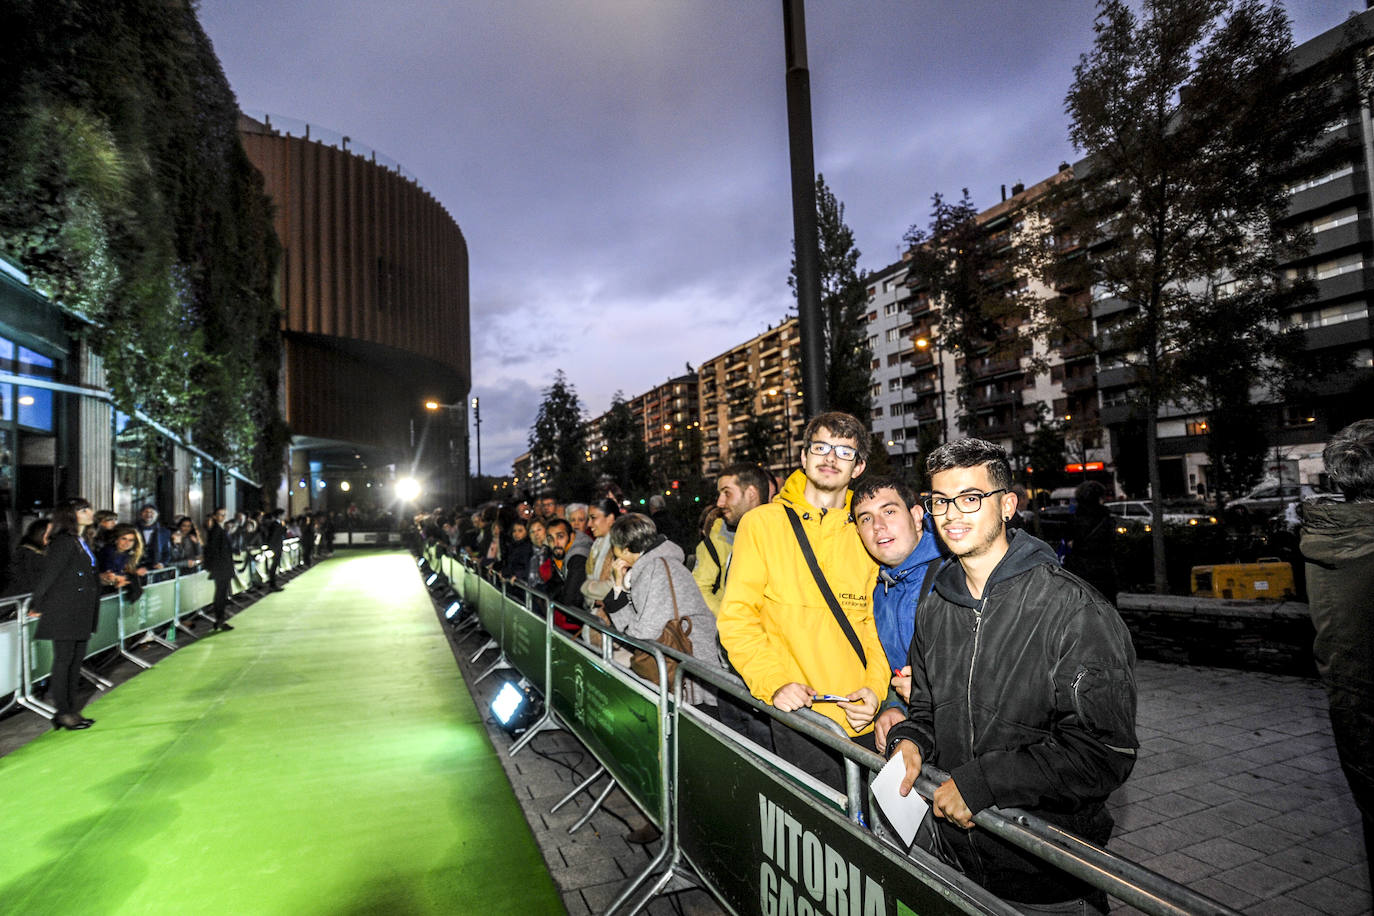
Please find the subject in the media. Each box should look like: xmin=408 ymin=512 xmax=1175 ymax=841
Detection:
xmin=444 ymin=600 xmax=463 ymax=620
xmin=426 ymin=572 xmax=439 ymax=586
xmin=340 ymin=481 xmax=351 ymax=492
xmin=396 ymin=477 xmax=421 ymax=501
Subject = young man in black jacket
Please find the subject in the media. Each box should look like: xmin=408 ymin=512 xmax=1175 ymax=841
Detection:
xmin=885 ymin=438 xmax=1137 ymax=914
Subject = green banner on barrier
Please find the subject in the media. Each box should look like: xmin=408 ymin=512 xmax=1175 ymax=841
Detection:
xmin=179 ymin=572 xmax=216 ymax=615
xmin=123 ymin=580 xmax=178 ymax=635
xmin=501 ymin=600 xmax=546 ymax=690
xmin=90 ymin=594 xmax=122 ymax=653
xmin=548 ymin=632 xmax=662 ymax=816
xmin=26 ymin=620 xmax=53 ymax=682
xmin=676 ymin=710 xmax=972 ymax=916
xmin=476 ymin=577 xmax=503 ymax=640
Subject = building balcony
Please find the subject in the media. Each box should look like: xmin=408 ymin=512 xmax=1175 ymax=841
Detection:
xmin=1302 ymin=315 xmax=1371 ymax=350
xmin=1091 ymin=295 xmax=1133 ymax=319
xmin=1062 ymin=373 xmax=1097 ymax=393
xmin=966 ymin=389 xmax=1024 ymax=409
xmin=1303 ymin=220 xmax=1367 ymax=262
xmin=1312 ymin=267 xmax=1373 ymax=305
xmin=963 ymin=357 xmax=1023 ymax=379
xmin=1289 ymin=171 xmax=1362 ymax=217
xmin=1097 ymin=365 xmax=1138 ymax=390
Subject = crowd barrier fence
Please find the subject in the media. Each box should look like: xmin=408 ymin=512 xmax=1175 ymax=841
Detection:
xmin=426 ymin=545 xmax=1241 ymax=916
xmin=1 ymin=538 xmax=303 ymax=721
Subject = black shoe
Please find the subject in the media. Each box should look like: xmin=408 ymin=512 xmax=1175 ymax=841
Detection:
xmin=214 ymin=622 xmax=234 ymax=632
xmin=269 ymin=585 xmax=284 ymax=592
xmin=80 ymin=717 xmax=95 ymax=726
xmin=52 ymin=714 xmax=91 ymax=731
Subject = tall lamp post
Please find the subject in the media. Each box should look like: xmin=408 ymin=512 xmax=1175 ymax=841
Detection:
xmin=766 ymin=387 xmax=796 ymax=463
xmin=471 ymin=397 xmax=482 ymax=481
xmin=915 ymin=336 xmax=948 ymax=442
xmin=425 ymin=397 xmax=477 ymax=504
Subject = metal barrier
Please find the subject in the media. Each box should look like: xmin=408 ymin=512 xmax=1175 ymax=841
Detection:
xmin=430 ymin=545 xmax=1242 ymax=916
xmin=3 ymin=538 xmax=312 ymax=724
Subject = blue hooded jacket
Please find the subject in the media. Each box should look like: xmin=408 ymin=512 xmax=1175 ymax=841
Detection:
xmin=873 ymin=517 xmax=944 ymax=672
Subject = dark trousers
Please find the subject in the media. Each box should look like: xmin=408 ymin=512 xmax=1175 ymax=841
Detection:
xmin=770 ymin=718 xmax=876 ymax=791
xmin=211 ymin=577 xmax=231 ymax=626
xmin=268 ymin=551 xmax=281 ymax=587
xmin=49 ymin=639 xmax=89 ymax=715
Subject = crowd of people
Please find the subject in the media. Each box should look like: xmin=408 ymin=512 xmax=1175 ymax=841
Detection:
xmin=411 ymin=410 xmax=1152 ymax=913
xmin=4 ymin=501 xmax=332 ymax=732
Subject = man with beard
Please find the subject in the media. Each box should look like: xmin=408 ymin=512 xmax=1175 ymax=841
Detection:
xmin=885 ymin=438 xmax=1137 ymax=914
xmin=693 ymin=463 xmax=771 ymax=616
xmin=543 ymin=517 xmax=590 ymax=634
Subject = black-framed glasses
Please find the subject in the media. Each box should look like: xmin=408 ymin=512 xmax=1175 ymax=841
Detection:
xmin=924 ymin=488 xmax=1009 ymax=516
xmin=806 ymin=441 xmax=858 ymax=461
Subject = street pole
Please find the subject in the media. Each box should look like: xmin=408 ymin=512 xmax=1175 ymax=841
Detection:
xmin=472 ymin=396 xmax=482 ymax=483
xmin=782 ymin=0 xmax=826 ymax=420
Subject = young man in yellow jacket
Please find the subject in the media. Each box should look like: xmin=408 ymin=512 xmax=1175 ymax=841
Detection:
xmin=717 ymin=411 xmax=887 ymax=783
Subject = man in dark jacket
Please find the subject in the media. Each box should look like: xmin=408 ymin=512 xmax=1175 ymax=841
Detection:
xmin=203 ymin=507 xmax=235 ymax=632
xmin=542 ymin=517 xmax=589 ymax=634
xmin=135 ymin=505 xmax=173 ymax=569
xmin=262 ymin=508 xmax=286 ymax=592
xmin=885 ymin=439 xmax=1137 ymax=914
xmin=1302 ymin=419 xmax=1374 ymax=895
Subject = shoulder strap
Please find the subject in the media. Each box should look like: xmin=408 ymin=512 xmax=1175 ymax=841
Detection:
xmin=661 ymin=558 xmax=682 ymax=624
xmin=700 ymin=535 xmax=723 ymax=593
xmin=783 ymin=506 xmax=866 ymax=668
xmin=918 ymin=557 xmax=940 ymax=604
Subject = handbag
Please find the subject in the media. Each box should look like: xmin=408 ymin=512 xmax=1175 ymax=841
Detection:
xmin=630 ymin=558 xmax=694 ymax=685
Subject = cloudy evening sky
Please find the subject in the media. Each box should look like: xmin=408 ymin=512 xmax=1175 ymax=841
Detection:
xmin=198 ymin=0 xmax=1353 ymax=476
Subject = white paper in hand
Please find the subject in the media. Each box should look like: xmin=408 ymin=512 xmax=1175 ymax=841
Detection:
xmin=870 ymin=752 xmax=930 ymax=847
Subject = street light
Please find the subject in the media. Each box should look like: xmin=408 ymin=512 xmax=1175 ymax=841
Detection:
xmin=915 ymin=336 xmax=948 ymax=441
xmin=765 ymin=387 xmax=797 ymax=464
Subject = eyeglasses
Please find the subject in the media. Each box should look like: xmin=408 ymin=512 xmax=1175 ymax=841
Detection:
xmin=924 ymin=488 xmax=1009 ymax=516
xmin=806 ymin=441 xmax=858 ymax=461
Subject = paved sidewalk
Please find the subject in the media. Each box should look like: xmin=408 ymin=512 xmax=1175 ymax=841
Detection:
xmin=449 ymin=618 xmax=1370 ymax=916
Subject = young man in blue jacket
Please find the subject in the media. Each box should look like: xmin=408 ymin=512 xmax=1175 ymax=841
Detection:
xmin=851 ymin=475 xmax=945 ymax=751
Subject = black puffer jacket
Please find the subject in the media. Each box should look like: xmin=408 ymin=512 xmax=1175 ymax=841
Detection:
xmin=887 ymin=529 xmax=1138 ymax=907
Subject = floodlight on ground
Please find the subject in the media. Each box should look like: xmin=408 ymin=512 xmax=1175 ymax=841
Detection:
xmin=396 ymin=477 xmax=421 ymax=502
xmin=491 ymin=680 xmax=541 ymax=735
xmin=444 ymin=599 xmax=463 ymax=620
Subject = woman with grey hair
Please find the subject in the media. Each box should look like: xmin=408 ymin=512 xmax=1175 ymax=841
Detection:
xmin=602 ymin=513 xmax=718 ymax=707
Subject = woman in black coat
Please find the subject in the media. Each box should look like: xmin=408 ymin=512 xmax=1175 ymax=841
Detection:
xmin=203 ymin=507 xmax=235 ymax=632
xmin=31 ymin=498 xmax=100 ymax=730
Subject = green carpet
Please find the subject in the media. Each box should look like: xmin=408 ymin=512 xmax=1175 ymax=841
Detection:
xmin=0 ymin=552 xmax=563 ymax=915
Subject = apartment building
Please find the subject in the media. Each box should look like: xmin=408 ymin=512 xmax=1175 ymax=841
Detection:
xmin=1090 ymin=11 xmax=1374 ymax=495
xmin=699 ymin=318 xmax=803 ymax=478
xmin=629 ymin=373 xmax=700 ymax=476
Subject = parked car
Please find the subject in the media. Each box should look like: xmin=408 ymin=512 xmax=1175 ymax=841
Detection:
xmin=1226 ymin=482 xmax=1339 ymax=516
xmin=1105 ymin=500 xmax=1219 ymax=528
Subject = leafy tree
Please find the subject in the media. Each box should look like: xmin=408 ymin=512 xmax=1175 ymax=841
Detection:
xmin=791 ymin=174 xmax=872 ymax=423
xmin=529 ymin=370 xmax=592 ymax=499
xmin=0 ymin=0 xmax=283 ymax=491
xmin=597 ymin=392 xmax=651 ymax=493
xmin=1039 ymin=0 xmax=1337 ymax=590
xmin=904 ymin=190 xmax=1031 ymax=434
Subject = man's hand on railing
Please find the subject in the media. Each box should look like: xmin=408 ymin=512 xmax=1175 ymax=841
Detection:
xmin=771 ymin=682 xmax=816 ymax=712
xmin=873 ymin=706 xmax=906 ymax=750
xmin=894 ymin=739 xmax=924 ymax=799
xmin=836 ymin=686 xmax=879 ymax=732
xmin=932 ymin=778 xmax=974 ymax=829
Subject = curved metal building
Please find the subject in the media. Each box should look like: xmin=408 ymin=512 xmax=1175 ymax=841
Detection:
xmin=239 ymin=114 xmax=471 ymax=509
